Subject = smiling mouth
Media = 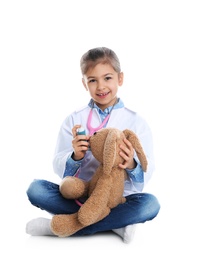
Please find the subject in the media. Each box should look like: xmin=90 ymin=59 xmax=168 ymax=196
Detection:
xmin=97 ymin=92 xmax=109 ymax=97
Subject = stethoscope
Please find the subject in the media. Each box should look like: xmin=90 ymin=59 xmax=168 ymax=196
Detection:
xmin=75 ymin=98 xmax=118 ymax=207
xmin=87 ymin=98 xmax=118 ymax=136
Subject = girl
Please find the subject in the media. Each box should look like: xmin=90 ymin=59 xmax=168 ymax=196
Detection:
xmin=26 ymin=47 xmax=160 ymax=243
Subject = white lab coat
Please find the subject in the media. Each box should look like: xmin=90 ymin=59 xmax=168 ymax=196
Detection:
xmin=53 ymin=103 xmax=155 ymax=195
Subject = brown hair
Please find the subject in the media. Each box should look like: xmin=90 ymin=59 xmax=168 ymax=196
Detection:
xmin=80 ymin=47 xmax=121 ymax=75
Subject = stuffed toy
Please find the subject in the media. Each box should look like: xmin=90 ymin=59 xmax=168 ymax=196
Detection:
xmin=51 ymin=127 xmax=148 ymax=237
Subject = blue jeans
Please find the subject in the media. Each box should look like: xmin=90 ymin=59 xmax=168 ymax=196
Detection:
xmin=26 ymin=179 xmax=160 ymax=236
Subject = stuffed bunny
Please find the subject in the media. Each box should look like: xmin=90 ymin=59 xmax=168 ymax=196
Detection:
xmin=51 ymin=128 xmax=147 ymax=237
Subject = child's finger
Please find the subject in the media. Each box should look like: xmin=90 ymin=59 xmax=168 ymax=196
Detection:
xmin=72 ymin=125 xmax=81 ymax=137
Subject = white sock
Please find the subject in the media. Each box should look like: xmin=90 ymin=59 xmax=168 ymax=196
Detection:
xmin=26 ymin=217 xmax=55 ymax=236
xmin=112 ymin=224 xmax=137 ymax=243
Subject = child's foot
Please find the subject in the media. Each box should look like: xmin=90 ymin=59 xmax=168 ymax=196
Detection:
xmin=112 ymin=224 xmax=137 ymax=243
xmin=26 ymin=217 xmax=55 ymax=236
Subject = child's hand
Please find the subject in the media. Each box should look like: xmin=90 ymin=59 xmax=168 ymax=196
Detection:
xmin=118 ymin=138 xmax=136 ymax=170
xmin=71 ymin=125 xmax=90 ymax=161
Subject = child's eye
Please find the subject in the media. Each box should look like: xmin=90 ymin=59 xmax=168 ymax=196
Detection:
xmin=89 ymin=79 xmax=96 ymax=83
xmin=105 ymin=76 xmax=112 ymax=81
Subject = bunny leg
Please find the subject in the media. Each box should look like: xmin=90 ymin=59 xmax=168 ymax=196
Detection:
xmin=51 ymin=213 xmax=85 ymax=237
xmin=78 ymin=175 xmax=112 ymax=226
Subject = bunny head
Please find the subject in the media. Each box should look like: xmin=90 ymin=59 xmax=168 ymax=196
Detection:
xmin=89 ymin=127 xmax=148 ymax=176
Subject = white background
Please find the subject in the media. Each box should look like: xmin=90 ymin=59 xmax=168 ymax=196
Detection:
xmin=0 ymin=0 xmax=197 ymax=259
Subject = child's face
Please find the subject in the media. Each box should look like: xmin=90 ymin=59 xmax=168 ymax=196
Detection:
xmin=82 ymin=63 xmax=123 ymax=110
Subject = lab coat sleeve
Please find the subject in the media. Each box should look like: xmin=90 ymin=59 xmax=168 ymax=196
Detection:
xmin=132 ymin=115 xmax=155 ymax=190
xmin=126 ymin=160 xmax=144 ymax=191
xmin=52 ymin=116 xmax=75 ymax=178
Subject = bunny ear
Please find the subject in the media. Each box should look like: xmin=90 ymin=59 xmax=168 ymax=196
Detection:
xmin=103 ymin=129 xmax=117 ymax=175
xmin=123 ymin=129 xmax=148 ymax=172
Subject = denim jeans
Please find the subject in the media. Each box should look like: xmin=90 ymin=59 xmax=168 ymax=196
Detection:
xmin=26 ymin=179 xmax=160 ymax=236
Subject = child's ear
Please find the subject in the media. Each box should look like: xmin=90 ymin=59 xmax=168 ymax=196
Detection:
xmin=82 ymin=78 xmax=88 ymax=91
xmin=118 ymin=72 xmax=124 ymax=86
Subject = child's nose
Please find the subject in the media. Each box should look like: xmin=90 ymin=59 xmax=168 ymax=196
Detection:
xmin=97 ymin=80 xmax=105 ymax=90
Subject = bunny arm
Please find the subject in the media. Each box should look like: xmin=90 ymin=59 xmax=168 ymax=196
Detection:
xmin=59 ymin=176 xmax=89 ymax=199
